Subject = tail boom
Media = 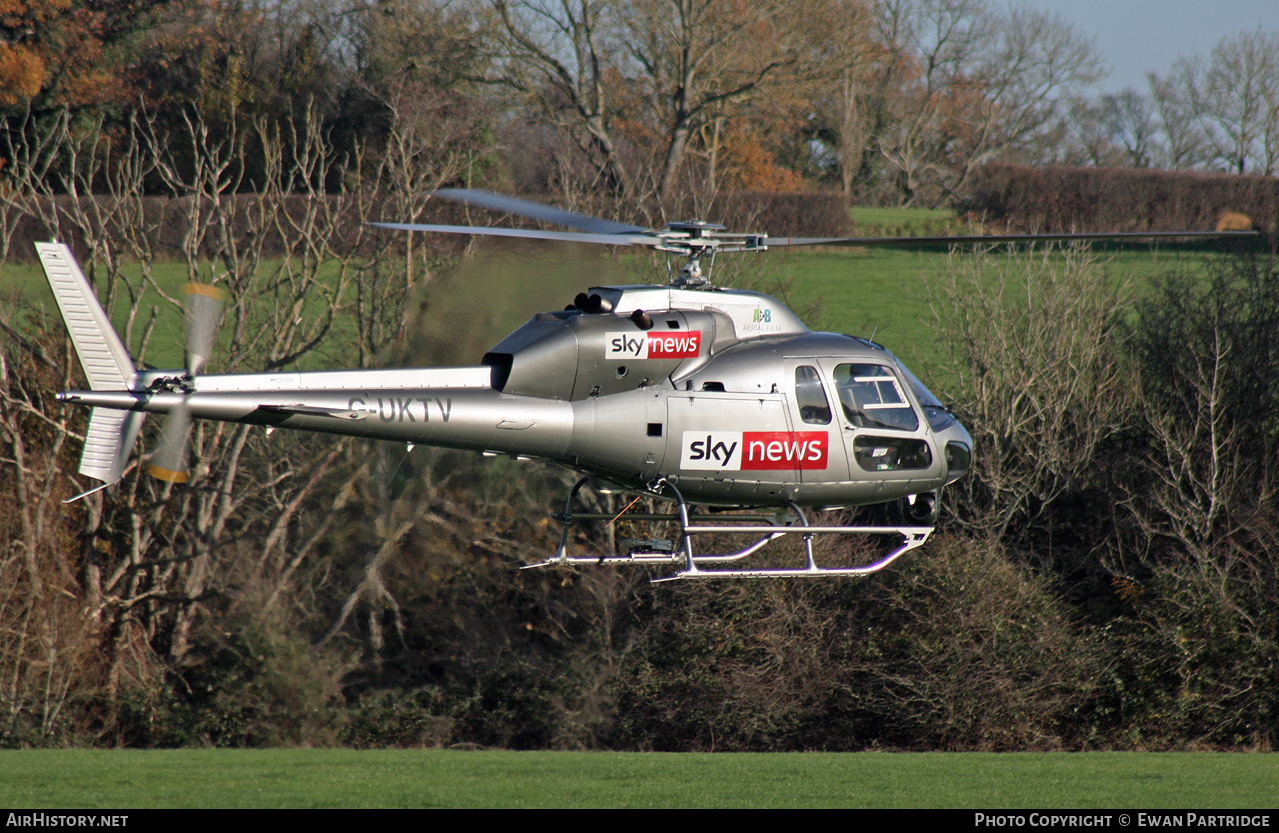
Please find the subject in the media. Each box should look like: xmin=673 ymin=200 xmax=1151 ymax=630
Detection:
xmin=58 ymin=383 xmax=576 ymax=461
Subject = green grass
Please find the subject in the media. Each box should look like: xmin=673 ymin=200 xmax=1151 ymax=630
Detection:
xmin=1 ymin=750 xmax=1276 ymax=808
xmin=752 ymin=240 xmax=1236 ymax=378
xmin=850 ymin=204 xmax=971 ymax=238
xmin=1 ymin=256 xmax=372 ymax=371
xmin=3 ymin=235 xmax=1240 ymax=381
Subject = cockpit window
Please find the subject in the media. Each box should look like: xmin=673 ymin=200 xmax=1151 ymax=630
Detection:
xmin=795 ymin=365 xmax=831 ymax=424
xmin=833 ymin=363 xmax=919 ymax=432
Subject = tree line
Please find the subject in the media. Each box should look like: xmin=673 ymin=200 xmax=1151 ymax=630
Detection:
xmin=4 ymin=1 xmax=1278 ymax=210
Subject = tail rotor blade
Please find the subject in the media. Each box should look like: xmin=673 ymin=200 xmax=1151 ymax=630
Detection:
xmin=147 ymin=404 xmax=192 ymax=484
xmin=182 ymin=283 xmax=226 ymax=376
xmin=147 ymin=284 xmax=221 ymax=484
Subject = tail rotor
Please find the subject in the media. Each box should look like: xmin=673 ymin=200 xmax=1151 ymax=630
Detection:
xmin=146 ymin=283 xmax=226 ymax=484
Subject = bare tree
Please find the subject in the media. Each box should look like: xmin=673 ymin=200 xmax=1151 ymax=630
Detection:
xmin=620 ymin=0 xmax=844 ymax=199
xmin=1200 ymin=29 xmax=1279 ymax=175
xmin=0 ymin=319 xmax=167 ymax=745
xmin=486 ymin=0 xmax=855 ymax=201
xmin=484 ymin=0 xmax=637 ymax=195
xmin=1098 ymin=90 xmax=1159 ymax=168
xmin=1060 ymin=89 xmax=1159 ymax=168
xmin=928 ymin=244 xmax=1138 ymax=547
xmin=870 ymin=0 xmax=1103 ymax=205
xmin=1118 ymin=257 xmax=1279 ymax=564
xmin=0 ymin=93 xmax=476 ymax=738
xmin=871 ymin=0 xmax=992 ymax=204
xmin=1123 ymin=328 xmax=1251 ymax=558
xmin=1150 ymin=30 xmax=1279 ymax=174
xmin=813 ymin=1 xmax=882 ymax=201
xmin=1104 ymin=256 xmax=1279 ymax=751
xmin=1146 ymin=62 xmax=1214 ymax=170
xmin=964 ymin=5 xmax=1105 ymax=170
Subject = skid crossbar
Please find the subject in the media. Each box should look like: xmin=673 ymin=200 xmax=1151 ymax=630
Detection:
xmin=524 ymin=476 xmax=933 ymax=582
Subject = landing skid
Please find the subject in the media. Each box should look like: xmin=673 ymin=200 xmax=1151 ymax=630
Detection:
xmin=523 ymin=477 xmax=933 ymax=582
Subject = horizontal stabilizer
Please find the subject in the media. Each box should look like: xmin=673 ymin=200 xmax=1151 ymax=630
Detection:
xmin=258 ymin=403 xmax=370 ymax=420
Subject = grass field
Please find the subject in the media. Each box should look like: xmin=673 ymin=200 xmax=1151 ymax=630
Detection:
xmin=2 ymin=197 xmax=1238 ymax=363
xmin=2 ymin=234 xmax=1238 ymax=380
xmin=735 ymin=239 xmax=1237 ymax=383
xmin=850 ymin=204 xmax=972 ymax=238
xmin=1 ymin=749 xmax=1276 ymax=809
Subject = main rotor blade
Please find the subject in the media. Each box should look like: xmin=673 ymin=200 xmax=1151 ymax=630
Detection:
xmin=182 ymin=283 xmax=226 ymax=376
xmin=433 ymin=188 xmax=647 ymax=235
xmin=368 ymin=221 xmax=656 ymax=248
xmin=761 ymin=230 xmax=1260 ymax=247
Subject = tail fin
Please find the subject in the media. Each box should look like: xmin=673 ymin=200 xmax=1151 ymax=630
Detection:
xmin=36 ymin=242 xmax=135 ymax=390
xmin=78 ymin=409 xmax=145 ymax=488
xmin=36 ymin=242 xmax=142 ymax=494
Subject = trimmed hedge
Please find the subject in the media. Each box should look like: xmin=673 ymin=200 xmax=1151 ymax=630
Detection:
xmin=958 ymin=164 xmax=1279 ymax=235
xmin=672 ymin=189 xmax=849 ymax=238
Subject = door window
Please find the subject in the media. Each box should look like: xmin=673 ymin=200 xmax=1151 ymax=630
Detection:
xmin=794 ymin=365 xmax=832 ymax=425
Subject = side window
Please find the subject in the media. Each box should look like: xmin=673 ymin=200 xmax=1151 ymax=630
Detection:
xmin=833 ymin=363 xmax=919 ymax=432
xmin=794 ymin=365 xmax=832 ymax=425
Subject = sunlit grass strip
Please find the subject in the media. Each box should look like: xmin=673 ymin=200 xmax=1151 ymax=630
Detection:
xmin=1 ymin=750 xmax=1276 ymax=809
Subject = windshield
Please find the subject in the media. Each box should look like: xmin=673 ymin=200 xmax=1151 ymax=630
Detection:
xmin=894 ymin=361 xmax=957 ymax=432
xmin=844 ymin=336 xmax=957 ymax=433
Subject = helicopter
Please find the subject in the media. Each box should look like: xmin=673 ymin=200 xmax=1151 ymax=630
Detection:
xmin=37 ymin=189 xmax=1255 ymax=580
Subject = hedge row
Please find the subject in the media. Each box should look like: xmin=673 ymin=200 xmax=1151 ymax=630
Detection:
xmin=667 ymin=189 xmax=849 ymax=238
xmin=957 ymin=164 xmax=1279 ymax=234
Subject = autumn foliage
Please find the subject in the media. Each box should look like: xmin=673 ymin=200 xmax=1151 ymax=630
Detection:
xmin=0 ymin=0 xmax=180 ymax=110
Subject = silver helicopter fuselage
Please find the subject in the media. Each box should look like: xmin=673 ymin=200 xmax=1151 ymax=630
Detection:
xmin=60 ymin=279 xmax=973 ymax=508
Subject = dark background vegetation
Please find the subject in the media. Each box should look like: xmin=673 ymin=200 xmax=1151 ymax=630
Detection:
xmin=2 ymin=0 xmax=1278 ymax=751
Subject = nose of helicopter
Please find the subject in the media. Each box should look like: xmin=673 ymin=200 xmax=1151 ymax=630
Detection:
xmin=941 ymin=419 xmax=974 ymax=486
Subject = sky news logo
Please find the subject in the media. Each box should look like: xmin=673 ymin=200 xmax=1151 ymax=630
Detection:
xmin=606 ymin=331 xmax=702 ymax=359
xmin=681 ymin=431 xmax=828 ymax=471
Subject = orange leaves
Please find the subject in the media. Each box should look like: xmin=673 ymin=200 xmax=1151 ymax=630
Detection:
xmin=0 ymin=0 xmax=157 ymax=109
xmin=0 ymin=0 xmax=70 ymax=106
xmin=720 ymin=125 xmax=804 ymax=192
xmin=0 ymin=43 xmax=44 ymax=105
xmin=0 ymin=0 xmax=72 ymax=26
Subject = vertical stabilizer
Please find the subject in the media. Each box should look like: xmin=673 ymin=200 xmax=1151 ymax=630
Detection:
xmin=36 ymin=242 xmax=135 ymax=390
xmin=36 ymin=242 xmax=142 ymax=492
xmin=79 ymin=409 xmax=145 ymax=485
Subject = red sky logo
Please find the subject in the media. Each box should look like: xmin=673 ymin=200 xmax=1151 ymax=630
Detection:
xmin=607 ymin=331 xmax=701 ymax=360
xmin=681 ymin=431 xmax=828 ymax=471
